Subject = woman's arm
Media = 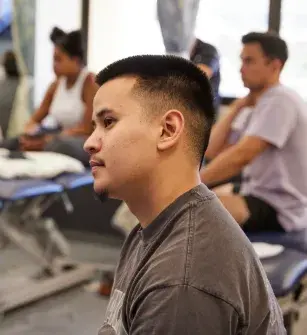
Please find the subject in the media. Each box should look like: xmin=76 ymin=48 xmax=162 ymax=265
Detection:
xmin=62 ymin=73 xmax=99 ymax=136
xmin=24 ymin=80 xmax=58 ymax=133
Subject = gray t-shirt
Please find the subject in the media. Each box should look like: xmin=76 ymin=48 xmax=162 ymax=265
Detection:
xmin=98 ymin=185 xmax=285 ymax=334
xmin=230 ymin=84 xmax=307 ymax=231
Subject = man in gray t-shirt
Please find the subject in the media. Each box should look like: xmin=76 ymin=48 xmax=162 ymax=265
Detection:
xmin=201 ymin=32 xmax=307 ymax=233
xmin=84 ymin=55 xmax=285 ymax=334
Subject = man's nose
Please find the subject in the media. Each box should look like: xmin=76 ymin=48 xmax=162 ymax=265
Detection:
xmin=83 ymin=133 xmax=101 ymax=154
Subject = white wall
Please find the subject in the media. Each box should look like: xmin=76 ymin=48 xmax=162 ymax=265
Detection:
xmin=87 ymin=0 xmax=165 ymax=74
xmin=34 ymin=0 xmax=82 ymax=107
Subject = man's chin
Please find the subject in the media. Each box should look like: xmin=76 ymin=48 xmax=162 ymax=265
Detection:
xmin=94 ymin=189 xmax=109 ymax=203
xmin=92 ymin=181 xmax=107 ymax=201
xmin=93 ymin=180 xmax=123 ymax=202
xmin=242 ymin=80 xmax=249 ymax=88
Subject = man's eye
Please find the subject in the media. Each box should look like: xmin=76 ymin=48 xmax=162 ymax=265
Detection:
xmin=104 ymin=117 xmax=115 ymax=128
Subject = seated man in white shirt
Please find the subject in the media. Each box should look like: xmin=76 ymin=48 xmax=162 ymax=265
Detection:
xmin=201 ymin=31 xmax=307 ymax=233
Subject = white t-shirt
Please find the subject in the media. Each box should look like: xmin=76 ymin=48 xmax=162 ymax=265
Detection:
xmin=45 ymin=68 xmax=88 ymax=129
xmin=229 ymin=84 xmax=307 ymax=231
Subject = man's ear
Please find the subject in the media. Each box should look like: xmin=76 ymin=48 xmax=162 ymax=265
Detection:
xmin=271 ymin=58 xmax=282 ymax=72
xmin=157 ymin=110 xmax=185 ymax=152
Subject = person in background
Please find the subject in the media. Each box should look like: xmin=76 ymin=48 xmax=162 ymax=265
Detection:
xmin=201 ymin=32 xmax=307 ymax=233
xmin=0 ymin=27 xmax=98 ymax=166
xmin=190 ymin=37 xmax=221 ymax=113
xmin=0 ymin=50 xmax=19 ymax=139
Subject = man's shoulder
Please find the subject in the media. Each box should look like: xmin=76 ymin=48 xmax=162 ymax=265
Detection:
xmin=132 ymin=192 xmax=275 ymax=323
xmin=260 ymin=84 xmax=306 ymax=108
xmin=188 ymin=198 xmax=276 ymax=321
xmin=137 ymin=190 xmax=257 ymax=285
xmin=189 ymin=194 xmax=263 ymax=277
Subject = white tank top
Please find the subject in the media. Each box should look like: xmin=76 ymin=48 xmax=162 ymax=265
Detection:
xmin=47 ymin=68 xmax=88 ymax=129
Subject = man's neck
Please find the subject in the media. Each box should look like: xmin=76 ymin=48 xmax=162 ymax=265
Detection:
xmin=252 ymin=78 xmax=280 ymax=97
xmin=124 ymin=169 xmax=201 ymax=228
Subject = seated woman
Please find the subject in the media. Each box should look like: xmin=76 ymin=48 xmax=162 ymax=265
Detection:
xmin=0 ymin=27 xmax=98 ymax=166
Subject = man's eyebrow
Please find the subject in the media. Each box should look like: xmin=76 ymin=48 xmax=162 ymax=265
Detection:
xmin=92 ymin=108 xmax=115 ymax=125
xmin=96 ymin=108 xmax=114 ymax=119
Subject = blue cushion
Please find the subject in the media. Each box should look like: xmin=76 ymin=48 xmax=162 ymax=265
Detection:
xmin=0 ymin=179 xmax=63 ymax=201
xmin=248 ymin=230 xmax=307 ymax=254
xmin=261 ymin=248 xmax=307 ymax=297
xmin=54 ymin=170 xmax=93 ymax=190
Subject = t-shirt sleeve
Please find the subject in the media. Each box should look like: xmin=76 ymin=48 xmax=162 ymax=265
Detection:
xmin=245 ymin=94 xmax=297 ymax=148
xmin=194 ymin=45 xmax=220 ymax=74
xmin=128 ymin=285 xmax=239 ymax=335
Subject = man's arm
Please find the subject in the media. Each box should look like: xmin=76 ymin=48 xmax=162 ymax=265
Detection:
xmin=196 ymin=63 xmax=213 ymax=78
xmin=201 ymin=136 xmax=270 ymax=186
xmin=24 ymin=81 xmax=58 ymax=133
xmin=202 ymin=93 xmax=297 ymax=186
xmin=205 ymin=95 xmax=256 ymax=160
xmin=128 ymin=285 xmax=239 ymax=334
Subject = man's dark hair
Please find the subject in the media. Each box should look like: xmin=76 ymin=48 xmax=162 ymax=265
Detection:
xmin=242 ymin=32 xmax=288 ymax=67
xmin=2 ymin=50 xmax=19 ymax=77
xmin=96 ymin=55 xmax=215 ymax=166
xmin=50 ymin=27 xmax=84 ymax=63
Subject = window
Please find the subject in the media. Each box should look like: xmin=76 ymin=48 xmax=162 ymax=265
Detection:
xmin=280 ymin=0 xmax=307 ymax=100
xmin=88 ymin=0 xmax=270 ymax=99
xmin=88 ymin=0 xmax=165 ymax=74
xmin=0 ymin=0 xmax=12 ymax=34
xmin=195 ymin=0 xmax=270 ymax=98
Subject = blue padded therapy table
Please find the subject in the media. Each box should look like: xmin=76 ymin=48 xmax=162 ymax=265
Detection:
xmin=0 ymin=170 xmax=95 ymax=314
xmin=54 ymin=170 xmax=94 ymax=212
xmin=249 ymin=230 xmax=307 ymax=334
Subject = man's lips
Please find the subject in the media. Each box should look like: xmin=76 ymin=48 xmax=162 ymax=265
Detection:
xmin=89 ymin=160 xmax=105 ymax=168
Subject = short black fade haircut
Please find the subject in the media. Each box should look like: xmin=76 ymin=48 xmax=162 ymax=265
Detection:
xmin=96 ymin=55 xmax=215 ymax=166
xmin=242 ymin=32 xmax=288 ymax=66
